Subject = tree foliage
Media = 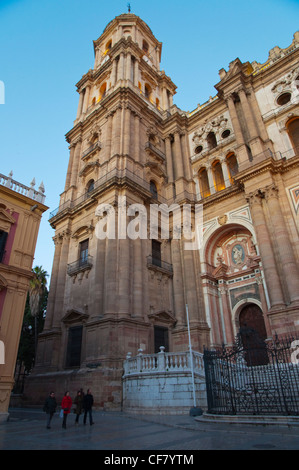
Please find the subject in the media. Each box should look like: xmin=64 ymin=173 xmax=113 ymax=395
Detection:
xmin=16 ymin=266 xmax=48 ymax=375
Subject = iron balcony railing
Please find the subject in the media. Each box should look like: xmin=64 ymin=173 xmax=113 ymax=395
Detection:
xmin=49 ymin=168 xmax=166 ymax=220
xmin=147 ymin=255 xmax=173 ymax=273
xmin=67 ymin=255 xmax=93 ymax=276
xmin=82 ymin=142 xmax=102 ymax=159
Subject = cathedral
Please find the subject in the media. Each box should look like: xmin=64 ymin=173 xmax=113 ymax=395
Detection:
xmin=26 ymin=13 xmax=299 ymax=409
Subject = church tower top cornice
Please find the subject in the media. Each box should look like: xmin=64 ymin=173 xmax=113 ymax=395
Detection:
xmin=93 ymin=13 xmax=162 ymax=69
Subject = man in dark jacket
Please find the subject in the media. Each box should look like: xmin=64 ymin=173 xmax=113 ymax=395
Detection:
xmin=83 ymin=389 xmax=94 ymax=425
xmin=43 ymin=391 xmax=57 ymax=429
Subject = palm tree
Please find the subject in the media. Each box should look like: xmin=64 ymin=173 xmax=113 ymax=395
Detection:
xmin=14 ymin=266 xmax=48 ymax=392
xmin=29 ymin=266 xmax=48 ymax=360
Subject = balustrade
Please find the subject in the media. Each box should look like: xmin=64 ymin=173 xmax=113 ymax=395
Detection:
xmin=0 ymin=172 xmax=46 ymax=204
xmin=123 ymin=347 xmax=205 ymax=377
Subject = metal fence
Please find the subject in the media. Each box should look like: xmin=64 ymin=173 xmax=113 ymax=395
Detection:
xmin=203 ymin=333 xmax=299 ymax=416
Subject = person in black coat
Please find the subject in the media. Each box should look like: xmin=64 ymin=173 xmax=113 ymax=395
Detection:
xmin=83 ymin=389 xmax=94 ymax=425
xmin=43 ymin=391 xmax=57 ymax=429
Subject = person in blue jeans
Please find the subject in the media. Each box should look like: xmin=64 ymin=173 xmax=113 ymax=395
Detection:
xmin=83 ymin=389 xmax=94 ymax=425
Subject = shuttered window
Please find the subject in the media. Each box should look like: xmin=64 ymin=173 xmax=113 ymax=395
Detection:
xmin=66 ymin=326 xmax=83 ymax=368
xmin=0 ymin=231 xmax=8 ymax=263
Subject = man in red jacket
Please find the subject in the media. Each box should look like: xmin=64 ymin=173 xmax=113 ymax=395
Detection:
xmin=61 ymin=391 xmax=72 ymax=429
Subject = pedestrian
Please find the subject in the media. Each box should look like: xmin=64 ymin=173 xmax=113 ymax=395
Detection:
xmin=43 ymin=391 xmax=57 ymax=429
xmin=83 ymin=388 xmax=94 ymax=425
xmin=74 ymin=390 xmax=84 ymax=425
xmin=61 ymin=391 xmax=72 ymax=429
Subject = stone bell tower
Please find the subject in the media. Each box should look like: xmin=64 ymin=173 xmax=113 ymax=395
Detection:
xmin=27 ymin=13 xmax=208 ymax=409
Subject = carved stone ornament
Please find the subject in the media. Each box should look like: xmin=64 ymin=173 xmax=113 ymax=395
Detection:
xmin=218 ymin=215 xmax=228 ymax=226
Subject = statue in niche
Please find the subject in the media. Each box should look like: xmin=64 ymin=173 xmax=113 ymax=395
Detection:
xmin=232 ymin=244 xmax=245 ymax=265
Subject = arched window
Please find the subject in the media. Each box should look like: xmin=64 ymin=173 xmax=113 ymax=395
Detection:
xmin=207 ymin=131 xmax=217 ymax=150
xmin=226 ymin=153 xmax=239 ymax=182
xmin=142 ymin=40 xmax=149 ymax=54
xmin=287 ymin=117 xmax=299 ymax=153
xmin=150 ymin=180 xmax=158 ymax=199
xmin=87 ymin=179 xmax=95 ymax=193
xmin=104 ymin=40 xmax=112 ymax=55
xmin=212 ymin=161 xmax=225 ymax=191
xmin=145 ymin=83 xmax=152 ymax=100
xmin=199 ymin=168 xmax=210 ymax=198
xmin=99 ymin=82 xmax=107 ymax=101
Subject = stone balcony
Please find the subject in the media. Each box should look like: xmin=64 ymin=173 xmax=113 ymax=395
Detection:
xmin=122 ymin=348 xmax=207 ymax=415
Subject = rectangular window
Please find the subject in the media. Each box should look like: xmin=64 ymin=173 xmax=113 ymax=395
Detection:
xmin=0 ymin=231 xmax=8 ymax=263
xmin=79 ymin=239 xmax=89 ymax=267
xmin=66 ymin=326 xmax=83 ymax=368
xmin=154 ymin=326 xmax=169 ymax=353
xmin=152 ymin=240 xmax=161 ymax=267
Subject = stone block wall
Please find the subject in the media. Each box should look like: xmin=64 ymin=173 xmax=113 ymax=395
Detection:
xmin=122 ymin=371 xmax=207 ymax=415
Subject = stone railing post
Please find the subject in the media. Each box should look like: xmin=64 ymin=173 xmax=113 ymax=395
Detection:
xmin=136 ymin=349 xmax=143 ymax=372
xmin=158 ymin=346 xmax=166 ymax=371
xmin=123 ymin=352 xmax=132 ymax=375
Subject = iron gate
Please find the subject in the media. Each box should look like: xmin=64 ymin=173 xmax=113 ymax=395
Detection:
xmin=203 ymin=333 xmax=299 ymax=416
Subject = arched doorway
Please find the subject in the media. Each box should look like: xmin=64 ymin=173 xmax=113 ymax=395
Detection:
xmin=239 ymin=303 xmax=268 ymax=365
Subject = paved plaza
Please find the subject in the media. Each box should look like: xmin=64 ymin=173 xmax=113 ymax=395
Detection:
xmin=1 ymin=408 xmax=299 ymax=453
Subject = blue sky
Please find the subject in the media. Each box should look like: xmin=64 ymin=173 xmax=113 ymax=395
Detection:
xmin=0 ymin=0 xmax=298 ymax=282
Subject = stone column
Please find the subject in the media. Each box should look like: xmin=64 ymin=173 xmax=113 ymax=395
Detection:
xmin=64 ymin=143 xmax=75 ymax=191
xmin=171 ymin=238 xmax=185 ymax=325
xmin=123 ymin=106 xmax=131 ymax=156
xmin=226 ymin=95 xmax=249 ymax=167
xmin=182 ymin=248 xmax=199 ymax=324
xmin=104 ymin=236 xmax=117 ymax=315
xmin=52 ymin=230 xmax=71 ymax=328
xmin=238 ymin=88 xmax=259 ymax=139
xmin=162 ymin=88 xmax=168 ymax=111
xmin=220 ymin=157 xmax=231 ymax=188
xmin=44 ymin=234 xmax=63 ymax=330
xmin=111 ymin=59 xmax=117 ymax=86
xmin=181 ymin=133 xmax=192 ymax=180
xmin=105 ymin=113 xmax=113 ymax=161
xmin=82 ymin=85 xmax=90 ymax=114
xmin=249 ymin=91 xmax=269 ymax=142
xmin=134 ymin=59 xmax=139 ymax=87
xmin=173 ymin=131 xmax=184 ymax=179
xmin=165 ymin=136 xmax=174 ymax=183
xmin=264 ymin=184 xmax=299 ymax=304
xmin=118 ymin=237 xmax=131 ymax=316
xmin=91 ymin=237 xmax=106 ymax=318
xmin=119 ymin=53 xmax=124 ymax=80
xmin=256 ymin=276 xmax=272 ymax=337
xmin=70 ymin=138 xmax=82 ymax=189
xmin=238 ymin=88 xmax=263 ymax=155
xmin=111 ymin=107 xmax=121 ymax=157
xmin=134 ymin=113 xmax=140 ymax=162
xmin=76 ymin=91 xmax=84 ymax=120
xmin=133 ymin=237 xmax=143 ymax=318
xmin=118 ymin=202 xmax=131 ymax=316
xmin=218 ymin=286 xmax=234 ymax=344
xmin=207 ymin=165 xmax=216 ymax=194
xmin=246 ymin=190 xmax=285 ymax=308
xmin=227 ymin=95 xmax=245 ymax=145
xmin=126 ymin=52 xmax=131 ymax=81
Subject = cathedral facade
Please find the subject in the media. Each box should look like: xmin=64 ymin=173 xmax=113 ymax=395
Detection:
xmin=27 ymin=14 xmax=299 ymax=409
